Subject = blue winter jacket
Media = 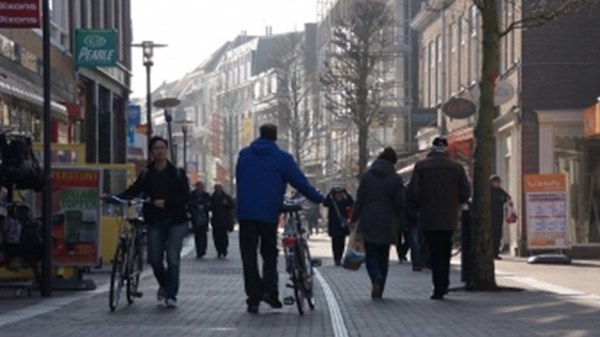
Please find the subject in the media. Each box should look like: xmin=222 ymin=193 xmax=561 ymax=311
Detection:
xmin=236 ymin=138 xmax=324 ymax=224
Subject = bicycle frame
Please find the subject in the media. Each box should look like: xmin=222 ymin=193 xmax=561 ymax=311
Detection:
xmin=106 ymin=196 xmax=147 ymax=311
xmin=281 ymin=198 xmax=319 ymax=315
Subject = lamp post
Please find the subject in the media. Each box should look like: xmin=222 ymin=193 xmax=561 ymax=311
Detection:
xmin=177 ymin=120 xmax=194 ymax=170
xmin=153 ymin=98 xmax=180 ymax=163
xmin=131 ymin=41 xmax=167 ymax=147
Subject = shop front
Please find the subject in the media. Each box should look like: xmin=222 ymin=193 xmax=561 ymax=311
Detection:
xmin=536 ymin=107 xmax=600 ymax=258
xmin=0 ymin=76 xmax=69 ymax=142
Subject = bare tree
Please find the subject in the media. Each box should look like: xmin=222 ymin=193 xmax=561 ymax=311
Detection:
xmin=269 ymin=34 xmax=322 ymax=167
xmin=320 ymin=0 xmax=397 ymax=175
xmin=217 ymin=87 xmax=241 ymax=196
xmin=439 ymin=0 xmax=599 ymax=290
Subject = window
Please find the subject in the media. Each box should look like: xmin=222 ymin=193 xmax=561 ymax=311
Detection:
xmin=470 ymin=34 xmax=479 ymax=83
xmin=471 ymin=5 xmax=478 ymax=37
xmin=450 ymin=23 xmax=456 ymax=53
xmin=436 ymin=35 xmax=442 ymax=102
xmin=81 ymin=0 xmax=90 ymax=28
xmin=460 ymin=15 xmax=466 ymax=45
xmin=104 ymin=0 xmax=114 ymax=29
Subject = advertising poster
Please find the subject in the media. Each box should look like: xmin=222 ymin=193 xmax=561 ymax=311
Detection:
xmin=524 ymin=174 xmax=569 ymax=250
xmin=49 ymin=167 xmax=102 ymax=266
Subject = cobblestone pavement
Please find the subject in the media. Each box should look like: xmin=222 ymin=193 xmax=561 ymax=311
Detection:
xmin=0 ymin=231 xmax=598 ymax=337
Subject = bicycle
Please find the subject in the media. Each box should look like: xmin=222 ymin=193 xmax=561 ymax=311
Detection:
xmin=280 ymin=197 xmax=321 ymax=315
xmin=104 ymin=195 xmax=148 ymax=311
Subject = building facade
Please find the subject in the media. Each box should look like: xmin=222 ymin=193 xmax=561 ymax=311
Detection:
xmin=411 ymin=0 xmax=600 ymax=257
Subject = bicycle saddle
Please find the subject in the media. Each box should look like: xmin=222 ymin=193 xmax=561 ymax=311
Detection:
xmin=281 ymin=202 xmax=303 ymax=213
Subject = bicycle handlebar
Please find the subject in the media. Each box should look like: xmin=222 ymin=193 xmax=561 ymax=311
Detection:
xmin=283 ymin=196 xmax=305 ymax=205
xmin=105 ymin=195 xmax=150 ymax=207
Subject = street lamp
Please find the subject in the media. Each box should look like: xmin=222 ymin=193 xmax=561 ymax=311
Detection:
xmin=176 ymin=120 xmax=194 ymax=170
xmin=131 ymin=41 xmax=167 ymax=144
xmin=153 ymin=97 xmax=180 ymax=163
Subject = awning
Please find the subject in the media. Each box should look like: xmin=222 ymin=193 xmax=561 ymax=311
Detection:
xmin=0 ymin=77 xmax=68 ymax=122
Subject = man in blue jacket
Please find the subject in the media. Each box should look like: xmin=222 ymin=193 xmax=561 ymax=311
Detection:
xmin=236 ymin=123 xmax=324 ymax=314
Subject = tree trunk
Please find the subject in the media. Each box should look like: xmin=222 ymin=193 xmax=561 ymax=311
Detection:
xmin=358 ymin=122 xmax=369 ymax=176
xmin=468 ymin=1 xmax=499 ymax=290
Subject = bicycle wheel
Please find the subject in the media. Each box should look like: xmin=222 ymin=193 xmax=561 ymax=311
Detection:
xmin=109 ymin=240 xmax=126 ymax=311
xmin=293 ymin=244 xmax=306 ymax=315
xmin=126 ymin=236 xmax=143 ymax=304
xmin=299 ymin=240 xmax=315 ymax=310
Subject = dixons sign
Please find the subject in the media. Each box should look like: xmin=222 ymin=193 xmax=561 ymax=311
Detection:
xmin=0 ymin=0 xmax=41 ymax=28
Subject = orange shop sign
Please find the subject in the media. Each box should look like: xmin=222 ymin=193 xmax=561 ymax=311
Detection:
xmin=584 ymin=103 xmax=600 ymax=137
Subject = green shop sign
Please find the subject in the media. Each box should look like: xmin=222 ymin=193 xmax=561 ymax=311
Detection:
xmin=75 ymin=29 xmax=118 ymax=67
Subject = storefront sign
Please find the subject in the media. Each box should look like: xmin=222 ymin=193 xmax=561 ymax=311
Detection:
xmin=75 ymin=29 xmax=118 ymax=67
xmin=0 ymin=0 xmax=40 ymax=28
xmin=524 ymin=174 xmax=570 ymax=250
xmin=584 ymin=103 xmax=600 ymax=137
xmin=442 ymin=98 xmax=476 ymax=119
xmin=48 ymin=167 xmax=102 ymax=266
xmin=128 ymin=104 xmax=141 ymax=145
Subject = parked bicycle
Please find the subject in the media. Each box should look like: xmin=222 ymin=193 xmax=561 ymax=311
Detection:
xmin=103 ymin=195 xmax=148 ymax=312
xmin=281 ymin=197 xmax=321 ymax=315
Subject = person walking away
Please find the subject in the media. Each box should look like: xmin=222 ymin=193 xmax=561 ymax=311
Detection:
xmin=490 ymin=175 xmax=511 ymax=260
xmin=210 ymin=183 xmax=234 ymax=258
xmin=114 ymin=136 xmax=190 ymax=308
xmin=323 ymin=187 xmax=354 ymax=266
xmin=351 ymin=147 xmax=404 ymax=299
xmin=189 ymin=181 xmax=211 ymax=258
xmin=408 ymin=137 xmax=470 ymax=300
xmin=236 ymin=123 xmax=324 ymax=314
xmin=398 ymin=187 xmax=425 ymax=271
xmin=396 ymin=226 xmax=409 ymax=263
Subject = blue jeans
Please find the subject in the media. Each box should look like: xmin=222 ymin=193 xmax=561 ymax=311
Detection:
xmin=147 ymin=220 xmax=188 ymax=300
xmin=407 ymin=228 xmax=423 ymax=267
xmin=364 ymin=241 xmax=390 ymax=288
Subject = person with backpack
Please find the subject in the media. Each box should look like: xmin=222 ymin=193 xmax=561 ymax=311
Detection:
xmin=210 ymin=183 xmax=234 ymax=258
xmin=323 ymin=187 xmax=354 ymax=266
xmin=189 ymin=181 xmax=211 ymax=259
xmin=114 ymin=136 xmax=190 ymax=308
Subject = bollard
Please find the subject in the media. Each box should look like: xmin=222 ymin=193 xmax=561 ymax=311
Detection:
xmin=460 ymin=203 xmax=472 ymax=283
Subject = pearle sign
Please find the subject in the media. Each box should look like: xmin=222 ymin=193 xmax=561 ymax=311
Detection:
xmin=75 ymin=29 xmax=118 ymax=67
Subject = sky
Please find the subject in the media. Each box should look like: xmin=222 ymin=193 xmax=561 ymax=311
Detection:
xmin=130 ymin=0 xmax=319 ymax=98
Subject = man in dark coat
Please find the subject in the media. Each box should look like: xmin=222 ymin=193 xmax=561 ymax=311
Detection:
xmin=408 ymin=137 xmax=471 ymax=300
xmin=351 ymin=147 xmax=404 ymax=299
xmin=490 ymin=175 xmax=511 ymax=260
xmin=210 ymin=183 xmax=234 ymax=258
xmin=189 ymin=181 xmax=211 ymax=258
xmin=323 ymin=187 xmax=354 ymax=266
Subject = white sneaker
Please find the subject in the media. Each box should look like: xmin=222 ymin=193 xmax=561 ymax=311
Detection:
xmin=157 ymin=287 xmax=165 ymax=302
xmin=165 ymin=298 xmax=177 ymax=308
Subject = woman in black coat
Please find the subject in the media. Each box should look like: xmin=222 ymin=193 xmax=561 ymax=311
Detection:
xmin=351 ymin=147 xmax=404 ymax=299
xmin=323 ymin=187 xmax=354 ymax=266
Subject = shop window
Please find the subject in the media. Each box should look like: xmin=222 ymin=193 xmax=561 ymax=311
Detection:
xmin=554 ymin=135 xmax=597 ymax=243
